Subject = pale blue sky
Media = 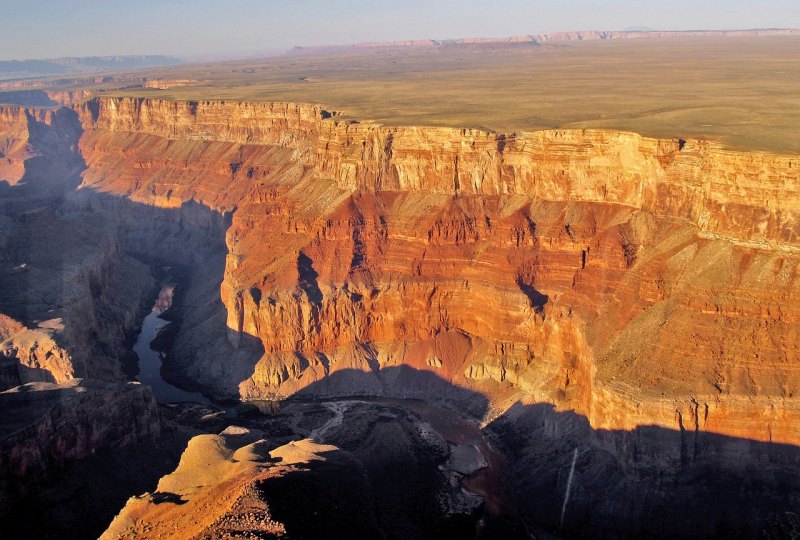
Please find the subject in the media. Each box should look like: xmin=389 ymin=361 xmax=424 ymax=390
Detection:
xmin=1 ymin=0 xmax=799 ymax=60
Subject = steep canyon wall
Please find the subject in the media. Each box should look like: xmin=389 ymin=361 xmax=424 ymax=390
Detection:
xmin=64 ymin=97 xmax=800 ymax=449
xmin=2 ymin=95 xmax=798 ymax=536
xmin=0 ymin=106 xmax=157 ymax=387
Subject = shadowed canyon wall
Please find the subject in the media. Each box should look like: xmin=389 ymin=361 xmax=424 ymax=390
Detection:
xmin=0 ymin=106 xmax=158 ymax=387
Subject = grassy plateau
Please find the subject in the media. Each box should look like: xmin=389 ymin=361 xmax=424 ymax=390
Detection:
xmin=52 ymin=36 xmax=800 ymax=153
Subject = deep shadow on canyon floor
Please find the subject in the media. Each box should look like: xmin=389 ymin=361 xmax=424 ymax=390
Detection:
xmin=4 ymin=373 xmax=800 ymax=539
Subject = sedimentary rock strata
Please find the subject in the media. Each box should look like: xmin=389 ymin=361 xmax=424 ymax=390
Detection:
xmin=65 ymin=97 xmax=800 ymax=446
xmin=1 ymin=93 xmax=799 ymax=536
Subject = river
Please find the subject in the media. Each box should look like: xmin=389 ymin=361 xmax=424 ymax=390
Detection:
xmin=134 ymin=283 xmax=210 ymax=404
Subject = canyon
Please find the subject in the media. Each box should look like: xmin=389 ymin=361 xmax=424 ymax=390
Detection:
xmin=0 ymin=91 xmax=798 ymax=538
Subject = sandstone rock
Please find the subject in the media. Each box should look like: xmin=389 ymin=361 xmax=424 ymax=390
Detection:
xmin=0 ymin=314 xmax=72 ymax=389
xmin=63 ymin=96 xmax=800 ymax=449
xmin=101 ymin=430 xmax=381 ymax=539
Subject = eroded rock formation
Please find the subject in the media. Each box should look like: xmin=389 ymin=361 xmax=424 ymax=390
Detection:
xmin=1 ymin=94 xmax=799 ymax=537
xmin=0 ymin=379 xmax=160 ymax=494
xmin=68 ymin=96 xmax=800 ymax=448
xmin=102 ymin=428 xmax=380 ymax=540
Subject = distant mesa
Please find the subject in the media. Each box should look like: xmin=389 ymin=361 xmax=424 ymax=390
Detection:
xmin=143 ymin=79 xmax=197 ymax=90
xmin=285 ymin=28 xmax=800 ymax=56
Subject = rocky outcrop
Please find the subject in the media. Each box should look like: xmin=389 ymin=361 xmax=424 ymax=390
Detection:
xmin=102 ymin=429 xmax=380 ymax=540
xmin=102 ymin=397 xmax=500 ymax=539
xmin=0 ymin=314 xmax=72 ymax=389
xmin=68 ymin=96 xmax=800 ymax=450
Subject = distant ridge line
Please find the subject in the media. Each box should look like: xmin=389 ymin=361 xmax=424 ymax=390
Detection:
xmin=286 ymin=28 xmax=800 ymax=55
xmin=0 ymin=55 xmax=185 ymax=82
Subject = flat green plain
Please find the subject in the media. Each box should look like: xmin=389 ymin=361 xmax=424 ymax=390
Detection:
xmin=106 ymin=36 xmax=800 ymax=153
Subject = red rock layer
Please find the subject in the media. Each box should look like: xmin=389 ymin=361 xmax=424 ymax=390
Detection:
xmin=77 ymin=97 xmax=800 ymax=245
xmin=0 ymin=106 xmax=53 ymax=184
xmin=72 ymin=97 xmax=800 ymax=445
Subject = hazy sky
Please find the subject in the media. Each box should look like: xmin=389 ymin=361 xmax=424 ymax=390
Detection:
xmin=1 ymin=0 xmax=799 ymax=60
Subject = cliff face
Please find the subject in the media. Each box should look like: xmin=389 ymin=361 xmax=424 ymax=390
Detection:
xmin=76 ymin=97 xmax=799 ymax=245
xmin=71 ymin=97 xmax=800 ymax=449
xmin=0 ymin=380 xmax=160 ymax=493
xmin=0 ymin=106 xmax=35 ymax=185
xmin=75 ymin=98 xmax=330 ymax=149
xmin=314 ymin=123 xmax=799 ymax=246
xmin=0 ymin=105 xmax=156 ymax=386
